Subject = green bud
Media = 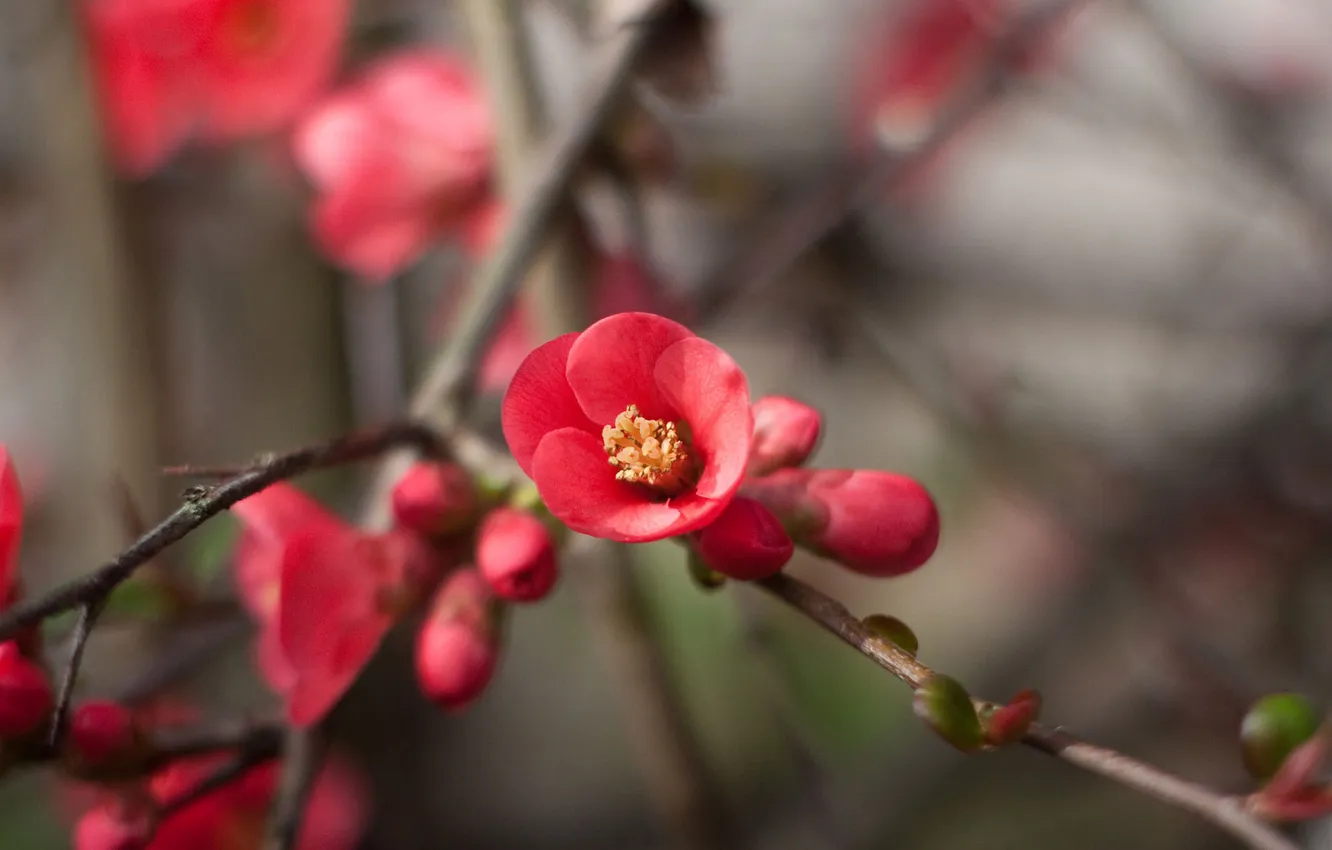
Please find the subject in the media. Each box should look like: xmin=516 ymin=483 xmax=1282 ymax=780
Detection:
xmin=913 ymin=674 xmax=984 ymax=753
xmin=862 ymin=614 xmax=918 ymax=656
xmin=1242 ymin=693 xmax=1322 ymax=782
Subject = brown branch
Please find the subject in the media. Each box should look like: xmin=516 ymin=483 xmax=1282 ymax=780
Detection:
xmin=0 ymin=421 xmax=437 ymax=644
xmin=261 ymin=726 xmax=324 ymax=850
xmin=754 ymin=574 xmax=1297 ymax=850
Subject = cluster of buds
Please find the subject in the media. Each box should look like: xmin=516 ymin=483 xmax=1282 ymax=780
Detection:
xmin=389 ymin=462 xmax=561 ymax=712
xmin=688 ymin=394 xmax=940 ymax=583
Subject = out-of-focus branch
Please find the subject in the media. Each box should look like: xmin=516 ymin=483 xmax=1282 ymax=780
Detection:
xmin=0 ymin=421 xmax=438 ymax=643
xmin=261 ymin=727 xmax=323 ymax=850
xmin=693 ymin=0 xmax=1089 ymax=324
xmin=755 ymin=574 xmax=1299 ymax=850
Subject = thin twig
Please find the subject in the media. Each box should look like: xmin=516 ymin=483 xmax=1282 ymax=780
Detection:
xmin=0 ymin=421 xmax=437 ymax=643
xmin=47 ymin=600 xmax=105 ymax=747
xmin=262 ymin=726 xmax=324 ymax=850
xmin=754 ymin=574 xmax=1298 ymax=850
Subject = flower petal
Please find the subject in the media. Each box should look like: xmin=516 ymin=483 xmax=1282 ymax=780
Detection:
xmin=277 ymin=528 xmax=391 ymax=726
xmin=565 ymin=312 xmax=692 ymax=424
xmin=500 ymin=333 xmax=593 ymax=477
xmin=653 ymin=336 xmax=752 ymax=501
xmin=0 ymin=448 xmax=21 ymax=605
xmin=531 ymin=428 xmax=718 ymax=542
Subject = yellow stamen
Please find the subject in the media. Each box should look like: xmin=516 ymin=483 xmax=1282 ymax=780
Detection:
xmin=602 ymin=404 xmax=694 ymax=495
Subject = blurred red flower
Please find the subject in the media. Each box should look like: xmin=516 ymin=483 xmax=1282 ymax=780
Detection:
xmin=292 ymin=50 xmax=493 ymax=280
xmin=84 ymin=0 xmax=350 ymax=175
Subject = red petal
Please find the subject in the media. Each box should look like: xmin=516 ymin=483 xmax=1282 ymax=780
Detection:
xmin=564 ymin=312 xmax=692 ymax=424
xmin=231 ymin=483 xmax=343 ymax=619
xmin=0 ymin=448 xmax=21 ymax=604
xmin=291 ymin=87 xmax=380 ymax=191
xmin=500 ymin=333 xmax=594 ymax=477
xmin=195 ymin=0 xmax=352 ymax=140
xmin=531 ymin=428 xmax=718 ymax=542
xmin=277 ymin=528 xmax=391 ymax=726
xmin=653 ymin=336 xmax=752 ymax=501
xmin=310 ymin=183 xmax=436 ymax=282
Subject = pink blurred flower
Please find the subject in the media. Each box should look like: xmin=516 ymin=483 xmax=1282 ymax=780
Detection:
xmin=292 ymin=50 xmax=493 ymax=280
xmin=83 ymin=0 xmax=351 ymax=176
xmin=75 ymin=753 xmax=365 ymax=850
xmin=231 ymin=484 xmax=439 ymax=726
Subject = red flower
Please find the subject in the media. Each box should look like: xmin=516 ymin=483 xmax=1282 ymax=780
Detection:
xmin=748 ymin=395 xmax=822 ymax=477
xmin=83 ymin=0 xmax=350 ymax=176
xmin=415 ymin=568 xmax=501 ymax=711
xmin=277 ymin=526 xmax=435 ymax=727
xmin=689 ymin=496 xmax=793 ymax=580
xmin=74 ymin=801 xmax=154 ymax=850
xmin=292 ymin=50 xmax=493 ymax=280
xmin=744 ymin=469 xmax=940 ymax=576
xmin=0 ymin=445 xmax=22 ymax=606
xmin=232 ymin=484 xmax=438 ymax=726
xmin=501 ymin=312 xmax=752 ymax=542
xmin=231 ymin=483 xmax=344 ymax=693
xmin=476 ymin=508 xmax=558 ymax=602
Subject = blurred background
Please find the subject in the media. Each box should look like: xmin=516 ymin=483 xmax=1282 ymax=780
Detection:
xmin=3 ymin=0 xmax=1332 ymax=846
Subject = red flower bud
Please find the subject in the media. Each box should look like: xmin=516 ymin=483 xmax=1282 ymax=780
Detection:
xmin=745 ymin=469 xmax=939 ymax=577
xmin=74 ymin=802 xmax=155 ymax=850
xmin=0 ymin=640 xmax=51 ymax=739
xmin=690 ymin=497 xmax=793 ymax=580
xmin=391 ymin=462 xmax=476 ymax=537
xmin=415 ymin=568 xmax=501 ymax=711
xmin=66 ymin=700 xmax=141 ymax=773
xmin=748 ymin=396 xmax=821 ymax=476
xmin=476 ymin=508 xmax=558 ymax=603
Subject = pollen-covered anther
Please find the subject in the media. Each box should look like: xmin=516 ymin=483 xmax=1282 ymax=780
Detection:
xmin=602 ymin=404 xmax=694 ymax=494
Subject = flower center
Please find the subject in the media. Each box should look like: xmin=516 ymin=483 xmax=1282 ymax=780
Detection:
xmin=602 ymin=404 xmax=694 ymax=495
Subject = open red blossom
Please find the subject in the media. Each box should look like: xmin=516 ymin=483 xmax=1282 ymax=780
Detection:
xmin=689 ymin=496 xmax=793 ymax=580
xmin=0 ymin=445 xmax=22 ymax=606
xmin=748 ymin=395 xmax=822 ymax=477
xmin=476 ymin=508 xmax=558 ymax=602
xmin=501 ymin=312 xmax=752 ymax=542
xmin=83 ymin=0 xmax=350 ymax=176
xmin=277 ymin=526 xmax=437 ymax=727
xmin=292 ymin=50 xmax=493 ymax=281
xmin=745 ymin=469 xmax=940 ymax=577
xmin=415 ymin=568 xmax=501 ymax=711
